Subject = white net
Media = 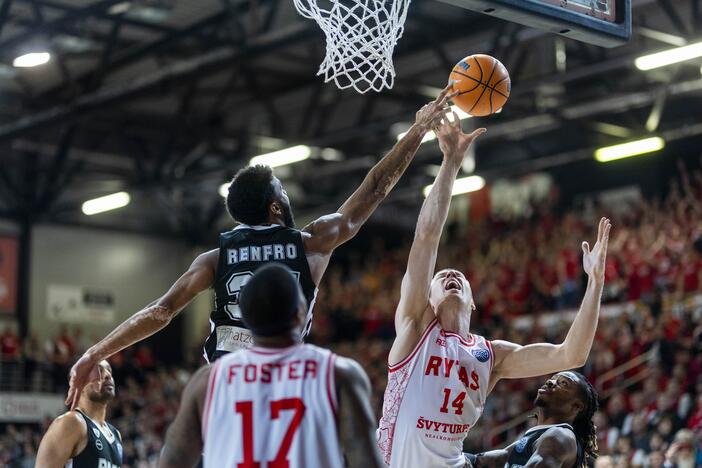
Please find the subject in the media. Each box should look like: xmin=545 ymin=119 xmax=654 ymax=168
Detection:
xmin=293 ymin=0 xmax=412 ymax=93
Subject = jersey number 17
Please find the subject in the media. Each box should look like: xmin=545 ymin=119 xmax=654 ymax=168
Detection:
xmin=235 ymin=397 xmax=306 ymax=468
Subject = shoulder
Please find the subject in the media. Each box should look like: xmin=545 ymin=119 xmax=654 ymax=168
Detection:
xmin=48 ymin=410 xmax=88 ymax=437
xmin=486 ymin=339 xmax=518 ymax=367
xmin=183 ymin=364 xmax=214 ymax=417
xmin=334 ymin=356 xmax=370 ymax=390
xmin=189 ymin=364 xmax=214 ymax=392
xmin=535 ymin=426 xmax=578 ymax=455
xmin=197 ymin=248 xmax=219 ymax=263
xmin=301 ymin=213 xmax=344 ymax=241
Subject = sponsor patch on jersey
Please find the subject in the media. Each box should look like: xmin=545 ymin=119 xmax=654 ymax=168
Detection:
xmin=471 ymin=348 xmax=490 ymax=363
xmin=93 ymin=427 xmax=101 ymax=439
xmin=515 ymin=436 xmax=529 ymax=453
xmin=95 ymin=438 xmax=103 ymax=451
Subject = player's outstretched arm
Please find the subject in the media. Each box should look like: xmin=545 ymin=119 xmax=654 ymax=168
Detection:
xmin=66 ymin=249 xmax=218 ymax=409
xmin=523 ymin=427 xmax=578 ymax=468
xmin=468 ymin=448 xmax=510 ymax=468
xmin=394 ymin=117 xmax=486 ymax=339
xmin=158 ymin=365 xmax=210 ymax=468
xmin=301 ymin=86 xmax=455 ymax=280
xmin=489 ymin=218 xmax=611 ymax=387
xmin=335 ymin=356 xmax=384 ymax=468
xmin=36 ymin=412 xmax=86 ymax=468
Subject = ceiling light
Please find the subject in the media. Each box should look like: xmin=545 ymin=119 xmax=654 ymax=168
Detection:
xmin=635 ymin=41 xmax=702 ymax=70
xmin=108 ymin=2 xmax=132 ymax=15
xmin=423 ymin=175 xmax=485 ymax=197
xmin=594 ymin=137 xmax=665 ymax=162
xmin=13 ymin=52 xmax=50 ymax=68
xmin=219 ymin=183 xmax=229 ymax=198
xmin=249 ymin=145 xmax=311 ymax=168
xmin=82 ymin=192 xmax=131 ymax=215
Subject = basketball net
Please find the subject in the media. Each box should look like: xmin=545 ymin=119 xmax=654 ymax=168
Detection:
xmin=292 ymin=0 xmax=412 ymax=93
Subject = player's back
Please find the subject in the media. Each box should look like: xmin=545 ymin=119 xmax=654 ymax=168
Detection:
xmin=202 ymin=343 xmax=343 ymax=468
xmin=205 ymin=224 xmax=317 ymax=361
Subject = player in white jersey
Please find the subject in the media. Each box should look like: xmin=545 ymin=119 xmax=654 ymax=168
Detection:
xmin=377 ymin=114 xmax=611 ymax=467
xmin=159 ymin=263 xmax=383 ymax=468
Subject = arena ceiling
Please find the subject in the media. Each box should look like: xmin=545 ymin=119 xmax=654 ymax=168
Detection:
xmin=0 ymin=0 xmax=701 ymax=242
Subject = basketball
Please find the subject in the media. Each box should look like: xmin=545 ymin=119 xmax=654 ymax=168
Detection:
xmin=449 ymin=54 xmax=511 ymax=117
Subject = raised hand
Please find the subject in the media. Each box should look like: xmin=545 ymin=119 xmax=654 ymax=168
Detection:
xmin=582 ymin=217 xmax=612 ymax=281
xmin=414 ymin=83 xmax=457 ymax=131
xmin=434 ymin=112 xmax=486 ymax=164
xmin=65 ymin=353 xmax=99 ymax=410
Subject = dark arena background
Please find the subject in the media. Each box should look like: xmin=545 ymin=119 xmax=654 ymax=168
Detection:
xmin=1 ymin=0 xmax=702 ymax=466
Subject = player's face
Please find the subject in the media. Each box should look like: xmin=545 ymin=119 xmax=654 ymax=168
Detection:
xmin=272 ymin=177 xmax=295 ymax=228
xmin=85 ymin=360 xmax=116 ymax=403
xmin=429 ymin=269 xmax=473 ymax=312
xmin=534 ymin=373 xmax=580 ymax=409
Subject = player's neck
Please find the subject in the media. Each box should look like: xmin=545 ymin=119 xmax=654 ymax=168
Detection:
xmin=253 ymin=334 xmax=301 ymax=348
xmin=436 ymin=306 xmax=471 ymax=336
xmin=78 ymin=400 xmax=108 ymax=425
xmin=535 ymin=408 xmax=570 ymax=427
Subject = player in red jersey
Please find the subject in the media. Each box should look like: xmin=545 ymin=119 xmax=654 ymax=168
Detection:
xmin=378 ymin=113 xmax=611 ymax=467
xmin=158 ymin=263 xmax=383 ymax=468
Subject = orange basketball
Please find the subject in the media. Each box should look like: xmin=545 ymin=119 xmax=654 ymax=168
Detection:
xmin=449 ymin=54 xmax=510 ymax=117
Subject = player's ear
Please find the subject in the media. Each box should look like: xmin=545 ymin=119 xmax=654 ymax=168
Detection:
xmin=270 ymin=201 xmax=282 ymax=216
xmin=571 ymin=398 xmax=585 ymax=415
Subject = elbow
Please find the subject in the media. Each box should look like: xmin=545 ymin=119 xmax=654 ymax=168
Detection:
xmin=571 ymin=354 xmax=588 ymax=369
xmin=147 ymin=304 xmax=176 ymax=325
xmin=561 ymin=345 xmax=588 ymax=369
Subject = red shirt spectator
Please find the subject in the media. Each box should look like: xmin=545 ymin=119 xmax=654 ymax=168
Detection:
xmin=0 ymin=326 xmax=20 ymax=360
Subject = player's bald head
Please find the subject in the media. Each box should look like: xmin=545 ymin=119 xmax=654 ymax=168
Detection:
xmin=239 ymin=263 xmax=305 ymax=337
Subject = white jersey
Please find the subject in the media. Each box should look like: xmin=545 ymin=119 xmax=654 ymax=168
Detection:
xmin=202 ymin=344 xmax=344 ymax=468
xmin=378 ymin=319 xmax=494 ymax=467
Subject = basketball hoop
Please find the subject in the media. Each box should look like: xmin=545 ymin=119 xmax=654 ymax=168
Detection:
xmin=292 ymin=0 xmax=412 ymax=93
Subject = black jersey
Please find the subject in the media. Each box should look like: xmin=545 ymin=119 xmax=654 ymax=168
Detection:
xmin=70 ymin=409 xmax=122 ymax=468
xmin=506 ymin=423 xmax=583 ymax=468
xmin=204 ymin=224 xmax=317 ymax=362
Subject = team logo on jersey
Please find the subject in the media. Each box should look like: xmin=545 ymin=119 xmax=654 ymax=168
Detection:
xmin=471 ymin=348 xmax=490 ymax=363
xmin=93 ymin=428 xmax=101 ymax=439
xmin=515 ymin=436 xmax=529 ymax=453
xmin=95 ymin=438 xmax=104 ymax=451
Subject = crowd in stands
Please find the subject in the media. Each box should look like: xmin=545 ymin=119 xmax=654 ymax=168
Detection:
xmin=1 ymin=161 xmax=702 ymax=467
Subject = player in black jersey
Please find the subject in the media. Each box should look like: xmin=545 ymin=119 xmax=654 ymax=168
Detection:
xmin=466 ymin=371 xmax=599 ymax=468
xmin=37 ymin=360 xmax=122 ymax=468
xmin=66 ymin=85 xmax=457 ymax=408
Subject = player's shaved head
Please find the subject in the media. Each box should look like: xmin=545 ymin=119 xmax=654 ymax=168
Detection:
xmin=239 ymin=263 xmax=304 ymax=337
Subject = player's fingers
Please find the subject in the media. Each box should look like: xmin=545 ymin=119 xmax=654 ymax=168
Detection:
xmin=468 ymin=127 xmax=487 ymax=139
xmin=71 ymin=389 xmax=79 ymax=410
xmin=582 ymin=241 xmax=590 ymax=255
xmin=437 ymin=83 xmax=452 ymax=102
xmin=451 ymin=112 xmax=461 ymax=129
xmin=597 ymin=216 xmax=607 ymax=242
xmin=603 ymin=222 xmax=612 ymax=249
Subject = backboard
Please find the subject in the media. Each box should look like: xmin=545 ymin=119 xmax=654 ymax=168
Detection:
xmin=436 ymin=0 xmax=631 ymax=47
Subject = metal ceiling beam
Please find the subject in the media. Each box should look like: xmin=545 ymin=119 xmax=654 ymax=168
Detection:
xmin=17 ymin=0 xmax=176 ymax=34
xmin=657 ymin=0 xmax=690 ymax=37
xmin=0 ymin=0 xmax=125 ymax=53
xmin=0 ymin=0 xmax=12 ymax=38
xmin=0 ymin=23 xmax=314 ymax=141
xmin=35 ymin=8 xmax=252 ymax=102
